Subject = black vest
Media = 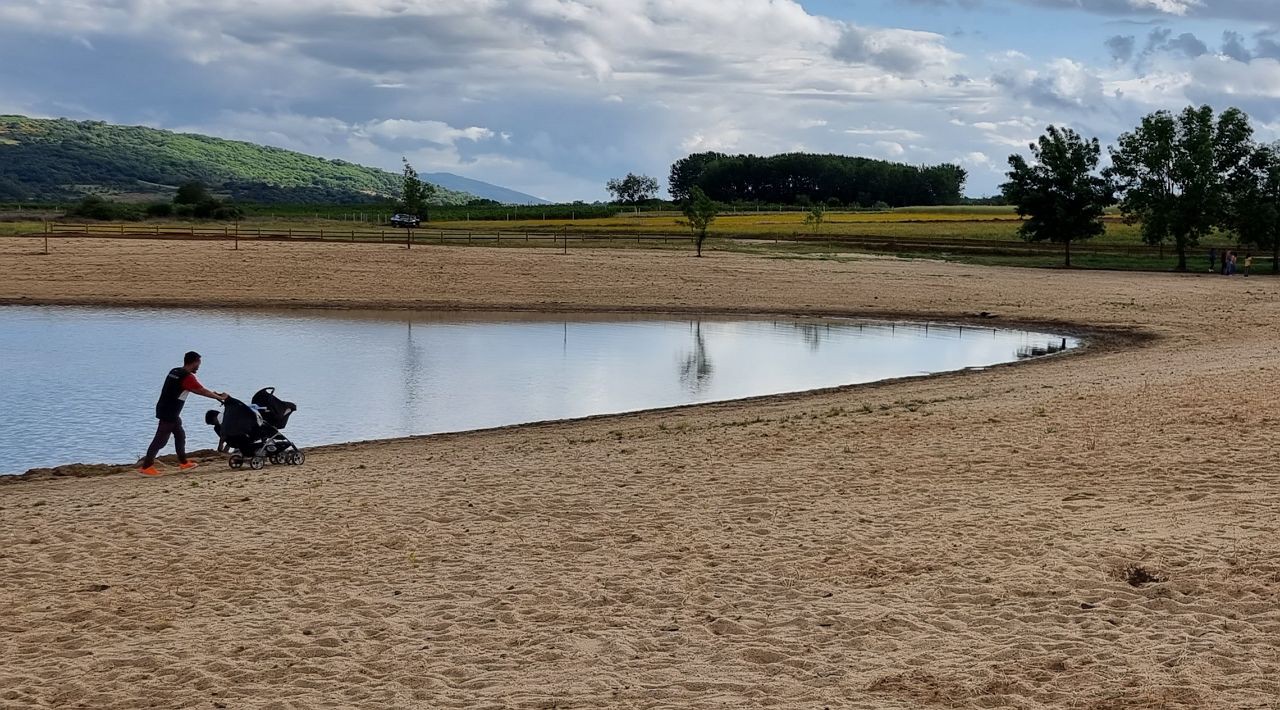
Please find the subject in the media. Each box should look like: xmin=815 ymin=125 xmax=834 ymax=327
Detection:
xmin=155 ymin=367 xmax=192 ymax=421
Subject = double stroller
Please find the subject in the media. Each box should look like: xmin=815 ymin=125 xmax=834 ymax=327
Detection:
xmin=205 ymin=387 xmax=305 ymax=470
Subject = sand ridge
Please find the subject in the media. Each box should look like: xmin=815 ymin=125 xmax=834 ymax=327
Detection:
xmin=2 ymin=237 xmax=1279 ymax=708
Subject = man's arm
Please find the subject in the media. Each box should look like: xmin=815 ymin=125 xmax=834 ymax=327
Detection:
xmin=195 ymin=386 xmax=229 ymax=402
xmin=183 ymin=373 xmax=228 ymax=402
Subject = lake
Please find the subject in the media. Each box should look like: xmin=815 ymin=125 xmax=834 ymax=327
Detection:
xmin=0 ymin=307 xmax=1078 ymax=473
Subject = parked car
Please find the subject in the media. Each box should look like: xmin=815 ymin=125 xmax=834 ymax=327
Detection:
xmin=390 ymin=213 xmax=421 ymax=228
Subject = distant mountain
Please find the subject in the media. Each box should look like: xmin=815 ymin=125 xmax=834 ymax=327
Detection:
xmin=0 ymin=116 xmax=482 ymax=204
xmin=423 ymin=172 xmax=549 ymax=205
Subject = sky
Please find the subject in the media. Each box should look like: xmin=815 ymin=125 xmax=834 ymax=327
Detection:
xmin=1 ymin=0 xmax=1278 ymax=202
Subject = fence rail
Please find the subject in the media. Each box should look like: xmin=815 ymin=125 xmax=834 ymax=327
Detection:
xmin=10 ymin=222 xmax=1244 ymax=260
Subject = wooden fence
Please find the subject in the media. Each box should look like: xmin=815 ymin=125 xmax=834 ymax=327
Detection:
xmin=15 ymin=222 xmax=1244 ymax=260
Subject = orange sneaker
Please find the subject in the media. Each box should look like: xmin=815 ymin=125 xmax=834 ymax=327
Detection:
xmin=138 ymin=466 xmax=161 ymax=476
xmin=178 ymin=461 xmax=199 ymax=471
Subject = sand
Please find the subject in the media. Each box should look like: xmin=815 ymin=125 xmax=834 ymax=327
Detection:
xmin=2 ymin=236 xmax=1279 ymax=709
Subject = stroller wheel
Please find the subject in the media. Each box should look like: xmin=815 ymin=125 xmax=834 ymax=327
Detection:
xmin=269 ymin=455 xmax=280 ymax=465
xmin=229 ymin=455 xmax=244 ymax=470
xmin=249 ymin=456 xmax=266 ymax=471
xmin=286 ymin=450 xmax=305 ymax=465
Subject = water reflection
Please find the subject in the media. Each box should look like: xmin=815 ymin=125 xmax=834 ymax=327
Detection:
xmin=679 ymin=322 xmax=714 ymax=394
xmin=0 ymin=307 xmax=1079 ymax=473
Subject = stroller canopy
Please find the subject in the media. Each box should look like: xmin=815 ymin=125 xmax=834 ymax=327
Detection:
xmin=252 ymin=387 xmax=296 ymax=429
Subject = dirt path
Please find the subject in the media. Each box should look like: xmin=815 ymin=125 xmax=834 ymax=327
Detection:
xmin=2 ymin=237 xmax=1278 ymax=709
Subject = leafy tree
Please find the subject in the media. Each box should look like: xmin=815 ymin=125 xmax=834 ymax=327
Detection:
xmin=401 ymin=158 xmax=428 ymax=219
xmin=1223 ymin=143 xmax=1280 ymax=272
xmin=606 ymin=173 xmax=660 ymax=204
xmin=1001 ymin=126 xmax=1114 ymax=267
xmin=681 ymin=187 xmax=718 ymax=257
xmin=804 ymin=204 xmax=827 ymax=234
xmin=1108 ymin=106 xmax=1253 ymax=271
xmin=669 ymin=152 xmax=726 ymax=201
xmin=175 ymin=180 xmax=212 ymax=205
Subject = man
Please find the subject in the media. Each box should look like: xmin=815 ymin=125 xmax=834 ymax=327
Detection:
xmin=139 ymin=351 xmax=228 ymax=476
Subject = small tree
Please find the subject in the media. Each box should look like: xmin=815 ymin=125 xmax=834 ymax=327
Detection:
xmin=606 ymin=173 xmax=660 ymax=204
xmin=401 ymin=158 xmax=427 ymax=220
xmin=681 ymin=187 xmax=717 ymax=257
xmin=1002 ymin=126 xmax=1114 ymax=267
xmin=804 ymin=204 xmax=826 ymax=235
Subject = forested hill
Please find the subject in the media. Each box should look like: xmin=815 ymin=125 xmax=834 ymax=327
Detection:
xmin=669 ymin=152 xmax=967 ymax=207
xmin=0 ymin=116 xmax=476 ymax=204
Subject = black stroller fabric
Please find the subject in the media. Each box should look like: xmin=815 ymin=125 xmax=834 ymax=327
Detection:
xmin=252 ymin=387 xmax=296 ymax=429
xmin=217 ymin=397 xmax=264 ymax=452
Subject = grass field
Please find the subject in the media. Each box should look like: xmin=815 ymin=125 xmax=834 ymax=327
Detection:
xmin=3 ymin=208 xmax=1265 ymax=273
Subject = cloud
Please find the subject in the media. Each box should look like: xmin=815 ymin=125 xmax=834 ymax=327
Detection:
xmin=832 ymin=26 xmax=960 ymax=76
xmin=1107 ymin=35 xmax=1138 ymax=63
xmin=1 ymin=0 xmax=1278 ymax=200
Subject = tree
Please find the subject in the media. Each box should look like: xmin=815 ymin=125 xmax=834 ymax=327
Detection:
xmin=605 ymin=173 xmax=659 ymax=204
xmin=804 ymin=204 xmax=827 ymax=235
xmin=1108 ymin=106 xmax=1253 ymax=271
xmin=669 ymin=152 xmax=726 ymax=201
xmin=1223 ymin=143 xmax=1280 ymax=273
xmin=681 ymin=187 xmax=717 ymax=257
xmin=175 ymin=180 xmax=212 ymax=205
xmin=1001 ymin=126 xmax=1114 ymax=267
xmin=401 ymin=158 xmax=428 ymax=220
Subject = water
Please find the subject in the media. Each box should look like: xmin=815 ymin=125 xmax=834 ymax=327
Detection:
xmin=0 ymin=307 xmax=1078 ymax=474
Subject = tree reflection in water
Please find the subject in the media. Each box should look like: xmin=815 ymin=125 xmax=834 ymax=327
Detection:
xmin=679 ymin=321 xmax=714 ymax=394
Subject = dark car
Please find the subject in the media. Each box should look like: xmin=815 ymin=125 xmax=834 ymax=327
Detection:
xmin=390 ymin=213 xmax=421 ymax=228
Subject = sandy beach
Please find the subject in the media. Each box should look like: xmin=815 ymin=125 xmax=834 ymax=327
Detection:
xmin=3 ymin=236 xmax=1279 ymax=709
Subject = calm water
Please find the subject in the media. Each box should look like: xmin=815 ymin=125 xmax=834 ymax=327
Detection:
xmin=0 ymin=307 xmax=1078 ymax=474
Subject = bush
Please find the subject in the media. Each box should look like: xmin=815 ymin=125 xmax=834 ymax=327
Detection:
xmin=145 ymin=202 xmax=173 ymax=217
xmin=68 ymin=195 xmax=143 ymax=221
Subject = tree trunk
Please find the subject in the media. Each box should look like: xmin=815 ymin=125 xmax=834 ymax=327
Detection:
xmin=1175 ymin=235 xmax=1187 ymax=272
xmin=1273 ymin=236 xmax=1278 ymax=274
xmin=1065 ymin=240 xmax=1071 ymax=268
xmin=696 ymin=231 xmax=704 ymax=257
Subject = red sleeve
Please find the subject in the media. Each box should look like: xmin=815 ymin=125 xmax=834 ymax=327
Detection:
xmin=181 ymin=374 xmax=203 ymax=392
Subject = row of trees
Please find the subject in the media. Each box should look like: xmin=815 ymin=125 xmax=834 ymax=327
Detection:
xmin=668 ymin=152 xmax=966 ymax=207
xmin=1003 ymin=106 xmax=1280 ymax=271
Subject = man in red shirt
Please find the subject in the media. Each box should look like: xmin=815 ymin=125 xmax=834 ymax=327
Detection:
xmin=139 ymin=351 xmax=228 ymax=476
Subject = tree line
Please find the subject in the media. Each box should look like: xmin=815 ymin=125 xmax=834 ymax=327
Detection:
xmin=1003 ymin=105 xmax=1280 ymax=271
xmin=667 ymin=152 xmax=967 ymax=207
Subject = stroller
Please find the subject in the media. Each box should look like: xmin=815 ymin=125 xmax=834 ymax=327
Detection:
xmin=205 ymin=387 xmax=305 ymax=470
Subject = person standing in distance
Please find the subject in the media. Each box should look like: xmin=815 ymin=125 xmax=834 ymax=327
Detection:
xmin=139 ymin=351 xmax=228 ymax=476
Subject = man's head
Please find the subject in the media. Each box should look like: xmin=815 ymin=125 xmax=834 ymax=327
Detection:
xmin=184 ymin=350 xmax=202 ymax=372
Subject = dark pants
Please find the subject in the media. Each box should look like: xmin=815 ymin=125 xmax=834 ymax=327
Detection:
xmin=142 ymin=418 xmax=186 ymax=468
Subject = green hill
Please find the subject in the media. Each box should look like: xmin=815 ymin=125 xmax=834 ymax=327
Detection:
xmin=0 ymin=116 xmax=474 ymax=205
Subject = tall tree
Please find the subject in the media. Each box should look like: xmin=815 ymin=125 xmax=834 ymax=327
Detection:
xmin=1108 ymin=106 xmax=1253 ymax=271
xmin=1224 ymin=143 xmax=1280 ymax=272
xmin=1001 ymin=126 xmax=1114 ymax=267
xmin=681 ymin=187 xmax=717 ymax=257
xmin=401 ymin=158 xmax=436 ymax=221
xmin=605 ymin=173 xmax=660 ymax=204
xmin=669 ymin=152 xmax=726 ymax=201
